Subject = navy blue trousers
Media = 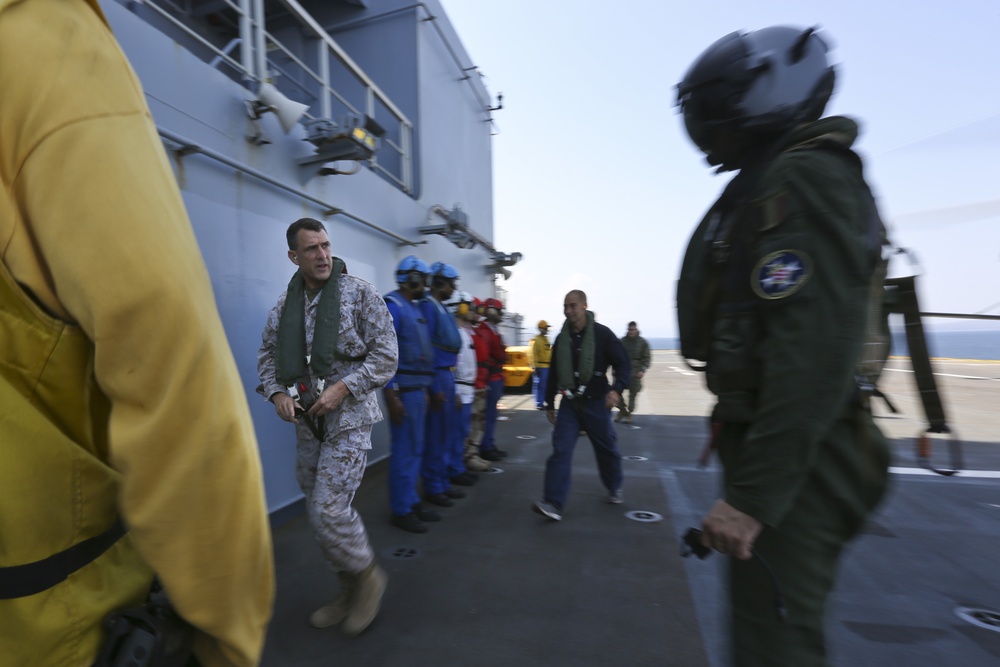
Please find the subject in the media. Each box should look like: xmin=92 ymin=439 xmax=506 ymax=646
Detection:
xmin=480 ymin=378 xmax=505 ymax=451
xmin=422 ymin=369 xmax=455 ymax=495
xmin=533 ymin=367 xmax=550 ymax=408
xmin=543 ymin=397 xmax=622 ymax=510
xmin=388 ymin=388 xmax=427 ymax=515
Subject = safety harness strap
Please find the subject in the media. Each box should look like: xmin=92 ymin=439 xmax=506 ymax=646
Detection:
xmin=890 ymin=276 xmax=948 ymax=431
xmin=0 ymin=517 xmax=127 ymax=599
xmin=888 ymin=275 xmax=963 ymax=475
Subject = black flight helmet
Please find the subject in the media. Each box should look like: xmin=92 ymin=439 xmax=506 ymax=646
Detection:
xmin=676 ymin=26 xmax=836 ymax=170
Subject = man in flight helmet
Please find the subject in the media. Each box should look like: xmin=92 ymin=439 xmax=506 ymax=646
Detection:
xmin=675 ymin=26 xmax=891 ymax=666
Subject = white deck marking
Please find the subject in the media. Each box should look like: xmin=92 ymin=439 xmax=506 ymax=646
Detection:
xmin=890 ymin=466 xmax=1000 ymax=478
xmin=883 ymin=367 xmax=1000 ymax=381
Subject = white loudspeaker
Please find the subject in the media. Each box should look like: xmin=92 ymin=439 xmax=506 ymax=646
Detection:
xmin=257 ymin=83 xmax=309 ymax=133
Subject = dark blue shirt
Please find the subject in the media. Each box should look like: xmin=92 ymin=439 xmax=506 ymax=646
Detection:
xmin=545 ymin=321 xmax=630 ymax=407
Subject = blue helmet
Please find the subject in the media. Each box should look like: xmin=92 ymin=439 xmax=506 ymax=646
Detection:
xmin=430 ymin=261 xmax=459 ymax=281
xmin=396 ymin=255 xmax=430 ymax=284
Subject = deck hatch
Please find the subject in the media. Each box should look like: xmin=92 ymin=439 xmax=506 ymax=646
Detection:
xmin=955 ymin=607 xmax=1000 ymax=633
xmin=384 ymin=546 xmax=422 ymax=561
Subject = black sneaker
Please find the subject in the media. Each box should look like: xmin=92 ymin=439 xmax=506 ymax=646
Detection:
xmin=450 ymin=473 xmax=477 ymax=486
xmin=412 ymin=504 xmax=443 ymax=522
xmin=480 ymin=449 xmax=504 ymax=462
xmin=425 ymin=493 xmax=454 ymax=507
xmin=391 ymin=512 xmax=428 ymax=533
xmin=532 ymin=501 xmax=562 ymax=521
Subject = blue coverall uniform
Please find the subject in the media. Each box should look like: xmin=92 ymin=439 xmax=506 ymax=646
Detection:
xmin=384 ymin=291 xmax=433 ymax=516
xmin=420 ymin=295 xmax=462 ymax=495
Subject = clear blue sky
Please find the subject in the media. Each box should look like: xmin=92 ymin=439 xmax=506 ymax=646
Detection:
xmin=441 ymin=0 xmax=1000 ymax=339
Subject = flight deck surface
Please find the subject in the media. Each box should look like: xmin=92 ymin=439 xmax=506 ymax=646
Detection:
xmin=264 ymin=351 xmax=1000 ymax=666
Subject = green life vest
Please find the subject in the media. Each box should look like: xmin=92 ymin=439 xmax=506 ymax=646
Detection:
xmin=275 ymin=259 xmax=366 ymax=386
xmin=556 ymin=311 xmax=596 ymax=394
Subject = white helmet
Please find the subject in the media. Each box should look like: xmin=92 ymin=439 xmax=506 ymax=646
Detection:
xmin=444 ymin=290 xmax=472 ymax=315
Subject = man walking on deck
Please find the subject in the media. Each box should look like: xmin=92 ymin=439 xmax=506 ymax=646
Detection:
xmin=675 ymin=26 xmax=891 ymax=665
xmin=616 ymin=321 xmax=651 ymax=423
xmin=533 ymin=290 xmax=631 ymax=521
xmin=258 ymin=218 xmax=397 ymax=636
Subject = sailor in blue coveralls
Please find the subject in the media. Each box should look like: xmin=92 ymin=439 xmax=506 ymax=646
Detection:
xmin=383 ymin=256 xmax=437 ymax=533
xmin=419 ymin=262 xmax=470 ymax=508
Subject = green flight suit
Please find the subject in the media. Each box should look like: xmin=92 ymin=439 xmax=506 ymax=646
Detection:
xmin=619 ymin=335 xmax=650 ymax=414
xmin=678 ymin=116 xmax=891 ymax=667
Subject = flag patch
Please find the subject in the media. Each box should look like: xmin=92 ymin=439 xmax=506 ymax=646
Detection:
xmin=752 ymin=250 xmax=811 ymax=300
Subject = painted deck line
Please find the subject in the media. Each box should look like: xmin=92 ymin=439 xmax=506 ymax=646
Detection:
xmin=890 ymin=466 xmax=1000 ymax=478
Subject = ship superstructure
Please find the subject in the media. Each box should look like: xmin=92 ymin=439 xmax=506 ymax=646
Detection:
xmin=101 ymin=0 xmax=520 ymax=516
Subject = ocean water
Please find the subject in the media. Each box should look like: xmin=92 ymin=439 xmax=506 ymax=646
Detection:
xmin=648 ymin=330 xmax=999 ymax=361
xmin=889 ymin=329 xmax=999 ymax=361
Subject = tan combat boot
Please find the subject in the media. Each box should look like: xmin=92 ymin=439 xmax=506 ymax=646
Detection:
xmin=309 ymin=570 xmax=355 ymax=628
xmin=464 ymin=445 xmax=490 ymax=471
xmin=343 ymin=561 xmax=388 ymax=636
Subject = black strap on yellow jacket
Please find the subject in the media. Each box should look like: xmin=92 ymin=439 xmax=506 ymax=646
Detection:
xmin=0 ymin=517 xmax=127 ymax=599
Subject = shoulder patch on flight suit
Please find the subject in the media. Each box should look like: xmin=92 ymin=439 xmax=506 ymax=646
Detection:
xmin=751 ymin=250 xmax=812 ymax=300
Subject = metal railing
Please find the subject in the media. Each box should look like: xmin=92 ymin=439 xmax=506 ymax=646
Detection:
xmin=125 ymin=0 xmax=413 ymax=192
xmin=159 ymin=127 xmax=423 ymax=246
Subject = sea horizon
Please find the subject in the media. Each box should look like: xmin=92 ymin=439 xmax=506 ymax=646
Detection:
xmin=645 ymin=329 xmax=999 ymax=361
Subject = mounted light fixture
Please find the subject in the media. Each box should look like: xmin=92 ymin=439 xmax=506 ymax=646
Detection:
xmin=487 ymin=251 xmax=522 ymax=281
xmin=419 ymin=205 xmax=478 ymax=250
xmin=297 ymin=114 xmax=384 ymax=183
xmin=417 ymin=204 xmax=522 ymax=278
xmin=245 ymin=83 xmax=309 ymax=145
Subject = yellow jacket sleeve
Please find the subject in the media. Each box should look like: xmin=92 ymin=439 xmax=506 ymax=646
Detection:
xmin=0 ymin=1 xmax=274 ymax=665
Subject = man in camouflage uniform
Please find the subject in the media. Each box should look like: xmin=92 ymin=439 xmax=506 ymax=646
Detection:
xmin=676 ymin=28 xmax=891 ymax=666
xmin=616 ymin=321 xmax=651 ymax=423
xmin=258 ymin=218 xmax=398 ymax=637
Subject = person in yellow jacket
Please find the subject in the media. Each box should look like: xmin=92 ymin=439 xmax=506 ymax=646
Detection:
xmin=0 ymin=1 xmax=274 ymax=665
xmin=530 ymin=320 xmax=552 ymax=409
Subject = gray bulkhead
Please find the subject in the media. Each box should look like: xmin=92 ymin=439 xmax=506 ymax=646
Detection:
xmin=101 ymin=0 xmax=507 ymax=515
